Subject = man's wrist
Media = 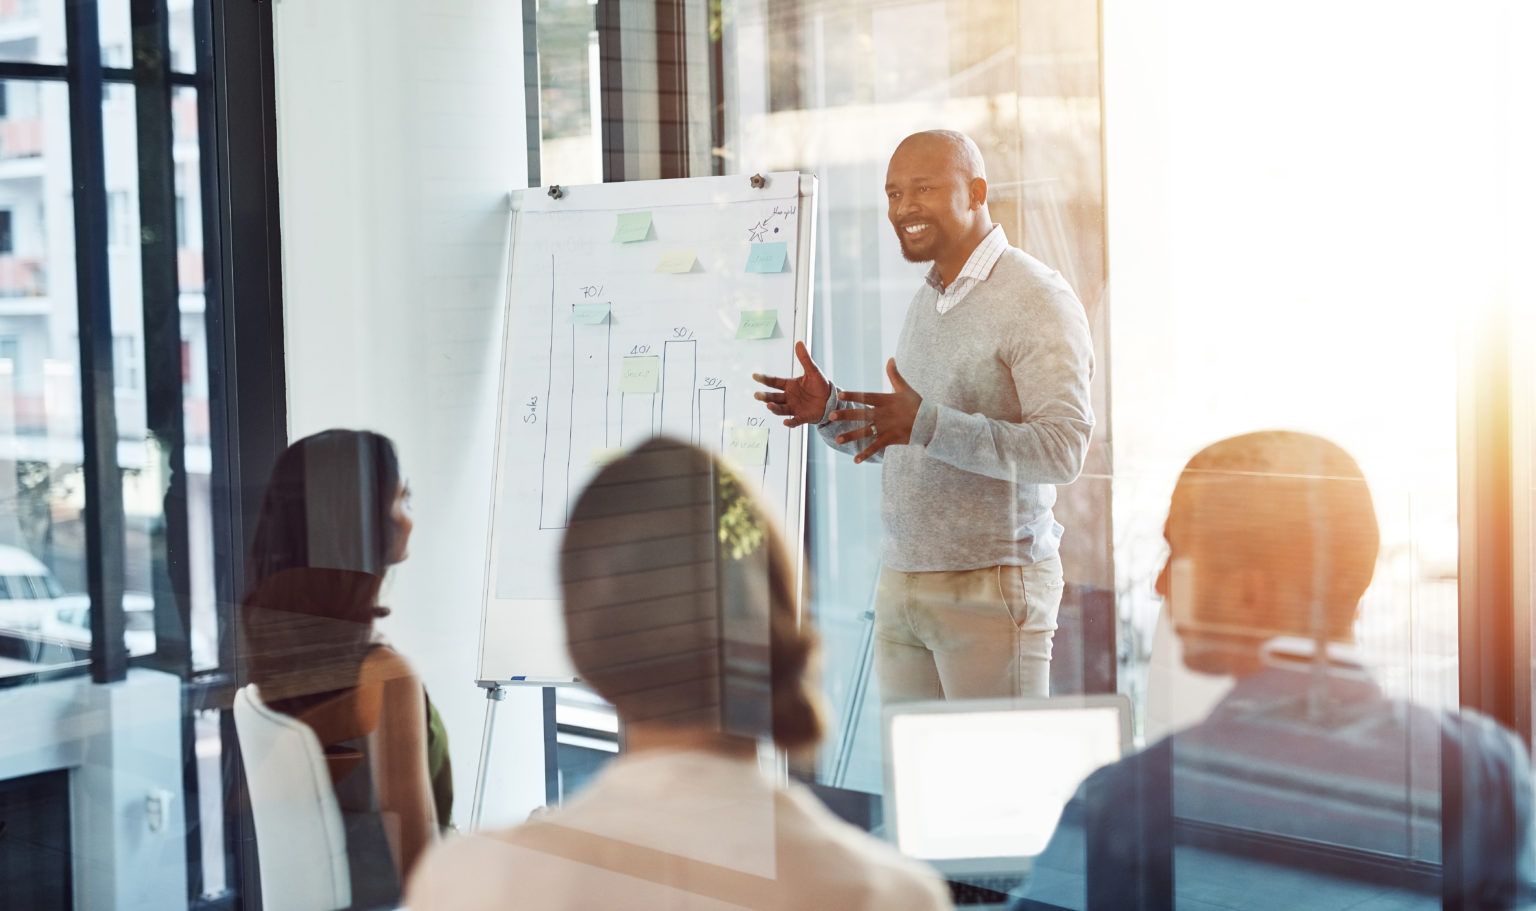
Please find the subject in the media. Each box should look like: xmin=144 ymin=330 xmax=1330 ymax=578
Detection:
xmin=816 ymin=386 xmax=840 ymax=425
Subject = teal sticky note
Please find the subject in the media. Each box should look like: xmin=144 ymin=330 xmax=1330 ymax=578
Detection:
xmin=569 ymin=302 xmax=611 ymax=324
xmin=655 ymin=249 xmax=698 ymax=273
xmin=619 ymin=356 xmax=661 ymax=393
xmin=613 ymin=211 xmax=652 ymax=243
xmin=745 ymin=242 xmax=788 ymax=273
xmin=735 ymin=310 xmax=778 ymax=340
xmin=728 ymin=427 xmax=769 ymax=466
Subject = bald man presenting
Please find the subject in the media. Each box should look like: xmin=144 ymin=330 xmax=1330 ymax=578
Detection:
xmin=755 ymin=130 xmax=1094 ymax=701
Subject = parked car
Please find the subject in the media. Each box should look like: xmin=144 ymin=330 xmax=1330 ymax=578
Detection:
xmin=0 ymin=544 xmax=67 ymax=633
xmin=0 ymin=545 xmax=208 ymax=665
xmin=40 ymin=593 xmax=158 ymax=657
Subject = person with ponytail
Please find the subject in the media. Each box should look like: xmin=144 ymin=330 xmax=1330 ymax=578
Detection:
xmin=407 ymin=437 xmax=950 ymax=910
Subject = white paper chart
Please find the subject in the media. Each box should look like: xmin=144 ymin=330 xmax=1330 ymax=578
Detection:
xmin=477 ymin=173 xmax=816 ymax=683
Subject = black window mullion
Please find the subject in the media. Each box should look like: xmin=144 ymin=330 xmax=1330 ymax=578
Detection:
xmin=0 ymin=61 xmax=68 ymax=81
xmin=131 ymin=0 xmax=205 ymax=903
xmin=199 ymin=0 xmax=288 ymax=627
xmin=191 ymin=0 xmax=240 ymax=901
xmin=65 ymin=0 xmax=128 ymax=685
xmin=131 ymin=0 xmax=193 ymax=679
xmin=197 ymin=0 xmax=289 ymax=905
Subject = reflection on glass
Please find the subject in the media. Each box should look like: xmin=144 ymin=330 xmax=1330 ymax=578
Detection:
xmin=172 ymin=84 xmax=215 ymax=672
xmin=97 ymin=0 xmax=131 ymax=69
xmin=536 ymin=0 xmax=601 ymax=185
xmin=98 ymin=0 xmax=197 ymax=75
xmin=168 ymin=0 xmax=196 ymax=74
xmin=0 ymin=79 xmax=81 ymax=679
xmin=102 ymin=83 xmax=161 ymax=669
xmin=0 ymin=0 xmax=62 ymax=67
xmin=706 ymin=0 xmax=1107 ymax=795
xmin=1024 ymin=433 xmax=1528 ymax=909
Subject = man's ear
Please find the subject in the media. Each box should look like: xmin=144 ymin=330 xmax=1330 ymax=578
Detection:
xmin=969 ymin=176 xmax=988 ymax=209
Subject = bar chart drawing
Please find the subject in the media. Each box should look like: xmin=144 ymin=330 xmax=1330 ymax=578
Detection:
xmin=697 ymin=386 xmax=726 ymax=450
xmin=486 ymin=171 xmax=816 ymax=653
xmin=618 ymin=390 xmax=656 ymax=448
xmin=661 ymin=339 xmax=697 ymax=440
xmin=538 ymin=257 xmax=613 ymax=530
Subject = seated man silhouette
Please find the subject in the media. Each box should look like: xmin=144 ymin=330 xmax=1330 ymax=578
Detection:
xmin=1018 ymin=431 xmax=1533 ymax=910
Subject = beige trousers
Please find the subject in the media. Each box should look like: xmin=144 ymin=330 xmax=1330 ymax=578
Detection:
xmin=873 ymin=557 xmax=1065 ymax=703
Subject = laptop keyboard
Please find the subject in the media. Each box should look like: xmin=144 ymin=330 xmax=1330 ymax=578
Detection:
xmin=948 ymin=876 xmax=1019 ymax=906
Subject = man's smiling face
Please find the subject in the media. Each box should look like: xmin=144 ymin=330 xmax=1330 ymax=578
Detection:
xmin=885 ymin=136 xmax=978 ymax=267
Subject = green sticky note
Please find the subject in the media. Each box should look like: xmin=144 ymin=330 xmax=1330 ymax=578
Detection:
xmin=570 ymin=302 xmax=611 ymax=324
xmin=613 ymin=211 xmax=652 ymax=243
xmin=619 ymin=356 xmax=661 ymax=393
xmin=728 ymin=427 xmax=769 ymax=466
xmin=745 ymin=242 xmax=788 ymax=273
xmin=655 ymin=249 xmax=698 ymax=273
xmin=735 ymin=310 xmax=778 ymax=340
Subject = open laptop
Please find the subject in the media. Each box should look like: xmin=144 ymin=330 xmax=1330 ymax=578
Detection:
xmin=882 ymin=695 xmax=1131 ymax=907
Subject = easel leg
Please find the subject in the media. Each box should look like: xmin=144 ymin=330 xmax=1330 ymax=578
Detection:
xmin=469 ymin=683 xmax=506 ymax=831
xmin=832 ymin=606 xmax=877 ymax=788
xmin=542 ymin=686 xmax=559 ymax=805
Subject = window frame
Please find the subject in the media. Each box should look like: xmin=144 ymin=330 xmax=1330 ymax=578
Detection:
xmin=0 ymin=0 xmax=285 ymax=906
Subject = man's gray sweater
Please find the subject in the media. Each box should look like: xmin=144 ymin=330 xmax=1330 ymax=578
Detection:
xmin=818 ymin=246 xmax=1094 ymax=571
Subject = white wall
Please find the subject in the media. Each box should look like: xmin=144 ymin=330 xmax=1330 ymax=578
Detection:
xmin=271 ymin=0 xmax=545 ymax=829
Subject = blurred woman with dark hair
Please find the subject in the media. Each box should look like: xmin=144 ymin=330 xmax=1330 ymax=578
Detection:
xmin=407 ymin=437 xmax=949 ymax=910
xmin=241 ymin=429 xmax=451 ymax=909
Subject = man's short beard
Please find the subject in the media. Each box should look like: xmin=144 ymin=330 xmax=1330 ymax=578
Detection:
xmin=896 ymin=232 xmax=937 ymax=264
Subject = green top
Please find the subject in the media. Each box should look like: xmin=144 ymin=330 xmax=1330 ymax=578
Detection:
xmin=425 ymin=691 xmax=454 ymax=832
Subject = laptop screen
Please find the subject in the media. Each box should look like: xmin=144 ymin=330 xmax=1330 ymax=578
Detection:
xmin=884 ymin=697 xmax=1128 ymax=862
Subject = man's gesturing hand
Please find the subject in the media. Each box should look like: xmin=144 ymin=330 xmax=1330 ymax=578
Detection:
xmin=830 ymin=359 xmax=923 ymax=464
xmin=753 ymin=341 xmax=833 ymax=427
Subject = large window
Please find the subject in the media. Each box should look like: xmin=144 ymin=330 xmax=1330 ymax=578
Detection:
xmin=0 ymin=0 xmax=251 ymax=906
xmin=534 ymin=0 xmax=1536 ymax=903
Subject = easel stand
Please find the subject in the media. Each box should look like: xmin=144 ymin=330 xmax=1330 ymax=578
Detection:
xmin=468 ymin=680 xmax=565 ymax=831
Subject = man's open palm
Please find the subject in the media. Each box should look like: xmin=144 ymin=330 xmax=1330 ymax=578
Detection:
xmin=753 ymin=341 xmax=832 ymax=427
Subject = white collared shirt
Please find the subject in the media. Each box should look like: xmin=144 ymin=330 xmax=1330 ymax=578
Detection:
xmin=925 ymin=223 xmax=1008 ymax=314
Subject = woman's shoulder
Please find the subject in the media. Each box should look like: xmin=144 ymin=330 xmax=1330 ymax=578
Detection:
xmin=406 ymin=830 xmax=534 ymax=911
xmin=359 ymin=642 xmax=420 ymax=684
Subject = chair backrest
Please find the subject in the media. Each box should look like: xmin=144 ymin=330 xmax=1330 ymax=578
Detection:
xmin=233 ymin=683 xmax=352 ymax=911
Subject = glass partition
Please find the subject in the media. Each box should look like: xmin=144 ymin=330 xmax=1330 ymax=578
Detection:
xmin=0 ymin=79 xmax=85 ymax=680
xmin=535 ymin=1 xmax=1534 ymax=906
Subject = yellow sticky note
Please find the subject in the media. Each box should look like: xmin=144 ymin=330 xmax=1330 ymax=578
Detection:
xmin=728 ymin=427 xmax=769 ymax=466
xmin=655 ymin=250 xmax=698 ymax=273
xmin=589 ymin=447 xmax=627 ymax=466
xmin=735 ymin=310 xmax=778 ymax=340
xmin=619 ymin=356 xmax=661 ymax=393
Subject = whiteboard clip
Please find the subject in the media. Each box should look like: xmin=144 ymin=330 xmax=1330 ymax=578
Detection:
xmin=547 ymin=184 xmax=565 ymax=200
xmin=749 ymin=173 xmax=767 ymax=189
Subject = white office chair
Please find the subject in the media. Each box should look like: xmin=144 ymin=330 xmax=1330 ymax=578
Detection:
xmin=234 ymin=683 xmax=353 ymax=911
